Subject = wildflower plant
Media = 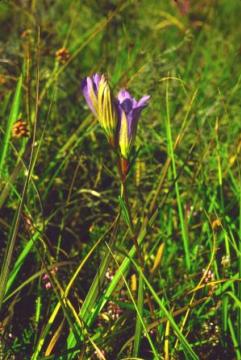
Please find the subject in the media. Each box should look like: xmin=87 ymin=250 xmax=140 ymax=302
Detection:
xmin=82 ymin=74 xmax=150 ymax=255
xmin=81 ymin=74 xmax=154 ymax=354
xmin=82 ymin=73 xmax=150 ymax=180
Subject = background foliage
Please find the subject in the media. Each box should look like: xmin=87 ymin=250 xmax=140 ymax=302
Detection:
xmin=0 ymin=0 xmax=241 ymax=359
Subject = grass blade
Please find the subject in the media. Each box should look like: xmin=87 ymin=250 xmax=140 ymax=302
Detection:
xmin=133 ymin=272 xmax=144 ymax=357
xmin=0 ymin=75 xmax=22 ymax=178
xmin=165 ymin=78 xmax=190 ymax=270
xmin=131 ymin=259 xmax=199 ymax=360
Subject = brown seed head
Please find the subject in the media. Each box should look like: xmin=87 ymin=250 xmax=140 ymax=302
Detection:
xmin=211 ymin=218 xmax=222 ymax=231
xmin=55 ymin=47 xmax=70 ymax=63
xmin=12 ymin=119 xmax=30 ymax=138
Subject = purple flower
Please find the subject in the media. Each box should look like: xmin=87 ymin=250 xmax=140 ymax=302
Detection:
xmin=117 ymin=89 xmax=150 ymax=159
xmin=81 ymin=74 xmax=150 ymax=154
xmin=82 ymin=74 xmax=118 ymax=146
xmin=81 ymin=73 xmax=101 ymax=116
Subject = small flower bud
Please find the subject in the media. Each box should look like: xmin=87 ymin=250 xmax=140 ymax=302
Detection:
xmin=82 ymin=74 xmax=118 ymax=147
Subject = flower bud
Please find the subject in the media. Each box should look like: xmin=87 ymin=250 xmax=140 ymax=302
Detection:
xmin=82 ymin=74 xmax=118 ymax=147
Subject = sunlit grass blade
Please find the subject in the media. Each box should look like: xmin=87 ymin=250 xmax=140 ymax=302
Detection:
xmin=228 ymin=317 xmax=241 ymax=360
xmin=5 ymin=231 xmax=40 ymax=295
xmin=0 ymin=74 xmax=22 ymax=178
xmin=165 ymin=78 xmax=190 ymax=270
xmin=133 ymin=272 xmax=144 ymax=357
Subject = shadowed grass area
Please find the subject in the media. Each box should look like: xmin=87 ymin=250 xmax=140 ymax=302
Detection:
xmin=0 ymin=0 xmax=241 ymax=359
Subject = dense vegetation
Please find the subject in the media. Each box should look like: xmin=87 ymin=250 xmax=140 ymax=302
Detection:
xmin=0 ymin=0 xmax=241 ymax=359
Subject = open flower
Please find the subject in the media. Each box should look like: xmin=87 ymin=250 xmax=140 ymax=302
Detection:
xmin=117 ymin=90 xmax=150 ymax=160
xmin=82 ymin=74 xmax=118 ymax=146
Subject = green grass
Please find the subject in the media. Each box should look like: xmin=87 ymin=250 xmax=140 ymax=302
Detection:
xmin=0 ymin=0 xmax=241 ymax=359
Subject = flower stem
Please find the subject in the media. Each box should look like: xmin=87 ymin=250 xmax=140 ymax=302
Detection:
xmin=117 ymin=156 xmax=155 ymax=318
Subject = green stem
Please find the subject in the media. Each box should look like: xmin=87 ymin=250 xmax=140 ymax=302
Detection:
xmin=118 ymin=157 xmax=155 ymax=321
